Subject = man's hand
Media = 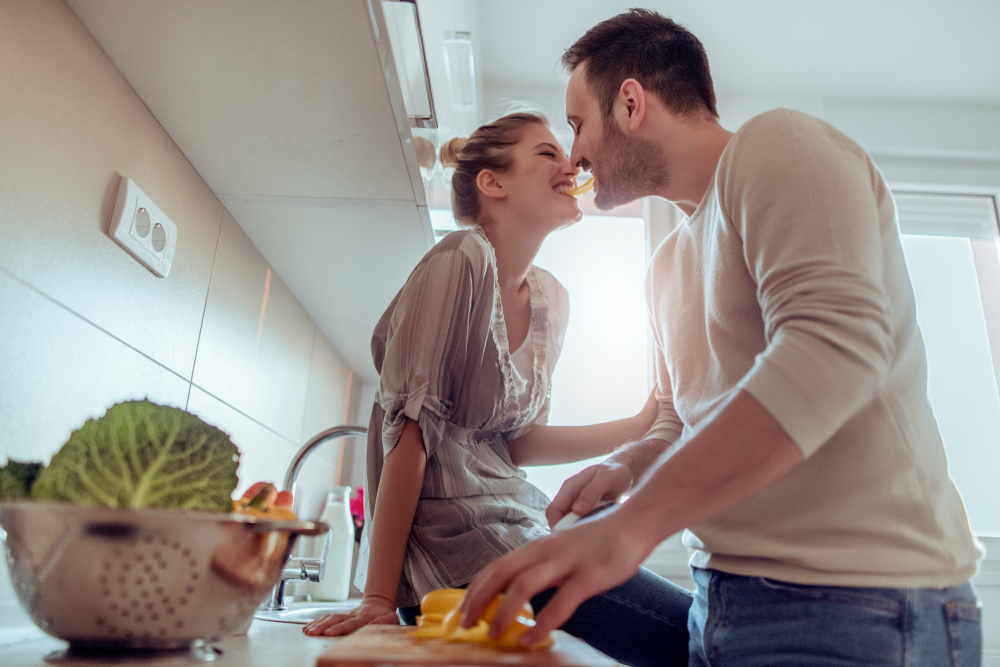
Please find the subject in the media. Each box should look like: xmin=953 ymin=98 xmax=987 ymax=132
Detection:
xmin=460 ymin=508 xmax=656 ymax=648
xmin=545 ymin=461 xmax=633 ymax=528
xmin=302 ymin=596 xmax=400 ymax=636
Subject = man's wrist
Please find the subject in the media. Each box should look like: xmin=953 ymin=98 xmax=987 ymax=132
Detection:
xmin=611 ymin=438 xmax=669 ymax=482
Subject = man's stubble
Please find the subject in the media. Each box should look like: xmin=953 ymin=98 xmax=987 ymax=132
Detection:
xmin=592 ymin=114 xmax=670 ymax=211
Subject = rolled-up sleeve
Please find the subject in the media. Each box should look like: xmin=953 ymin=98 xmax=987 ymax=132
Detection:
xmin=722 ymin=116 xmax=895 ymax=458
xmin=377 ymin=250 xmax=476 ymax=459
xmin=643 ymin=340 xmax=685 ymax=444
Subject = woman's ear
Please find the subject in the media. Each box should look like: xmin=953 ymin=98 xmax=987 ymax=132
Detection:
xmin=476 ymin=169 xmax=507 ymax=201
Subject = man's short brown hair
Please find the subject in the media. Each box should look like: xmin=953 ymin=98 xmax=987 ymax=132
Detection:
xmin=562 ymin=9 xmax=718 ymax=119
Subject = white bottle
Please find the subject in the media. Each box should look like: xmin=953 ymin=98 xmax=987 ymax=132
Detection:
xmin=309 ymin=486 xmax=355 ymax=601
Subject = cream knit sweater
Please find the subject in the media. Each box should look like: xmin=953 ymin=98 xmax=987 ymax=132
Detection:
xmin=644 ymin=108 xmax=983 ymax=588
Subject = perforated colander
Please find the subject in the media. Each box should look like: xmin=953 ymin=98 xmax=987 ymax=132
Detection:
xmin=0 ymin=502 xmax=327 ymax=650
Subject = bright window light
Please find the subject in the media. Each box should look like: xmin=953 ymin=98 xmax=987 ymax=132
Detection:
xmin=523 ymin=216 xmax=649 ymax=501
xmin=519 ymin=217 xmax=1000 ymax=539
xmin=429 ymin=208 xmax=459 ymax=242
xmin=900 ymin=234 xmax=1000 ymax=536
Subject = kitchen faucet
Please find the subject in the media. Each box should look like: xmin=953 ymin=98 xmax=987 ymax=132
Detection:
xmin=259 ymin=425 xmax=368 ymax=611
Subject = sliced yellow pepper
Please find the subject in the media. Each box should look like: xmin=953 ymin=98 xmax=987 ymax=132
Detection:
xmin=407 ymin=588 xmax=553 ymax=651
xmin=565 ymin=175 xmax=595 ymax=196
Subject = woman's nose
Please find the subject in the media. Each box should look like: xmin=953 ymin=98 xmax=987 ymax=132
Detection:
xmin=560 ymin=154 xmax=579 ymax=177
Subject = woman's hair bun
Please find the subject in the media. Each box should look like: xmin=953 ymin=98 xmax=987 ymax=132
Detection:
xmin=439 ymin=137 xmax=468 ymax=169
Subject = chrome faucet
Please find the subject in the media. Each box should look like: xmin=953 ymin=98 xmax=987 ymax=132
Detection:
xmin=259 ymin=425 xmax=368 ymax=611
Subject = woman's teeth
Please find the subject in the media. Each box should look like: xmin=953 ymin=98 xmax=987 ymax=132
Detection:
xmin=554 ymin=184 xmax=574 ymax=194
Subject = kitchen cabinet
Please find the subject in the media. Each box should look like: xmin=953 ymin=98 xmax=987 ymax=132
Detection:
xmin=65 ymin=0 xmax=433 ymax=381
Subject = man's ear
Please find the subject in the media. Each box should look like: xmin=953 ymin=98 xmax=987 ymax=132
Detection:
xmin=617 ymin=78 xmax=647 ymax=133
xmin=477 ymin=169 xmax=507 ymax=201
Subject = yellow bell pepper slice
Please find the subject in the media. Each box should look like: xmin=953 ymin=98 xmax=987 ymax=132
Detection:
xmin=565 ymin=175 xmax=595 ymax=196
xmin=407 ymin=588 xmax=552 ymax=650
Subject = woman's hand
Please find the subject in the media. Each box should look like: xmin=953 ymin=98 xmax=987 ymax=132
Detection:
xmin=302 ymin=596 xmax=400 ymax=636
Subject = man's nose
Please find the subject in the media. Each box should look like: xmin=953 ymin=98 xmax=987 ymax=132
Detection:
xmin=569 ymin=141 xmax=583 ymax=170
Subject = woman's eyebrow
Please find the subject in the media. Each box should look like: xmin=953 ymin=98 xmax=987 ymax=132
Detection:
xmin=533 ymin=142 xmax=562 ymax=152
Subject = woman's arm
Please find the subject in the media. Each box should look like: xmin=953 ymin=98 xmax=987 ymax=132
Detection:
xmin=303 ymin=418 xmax=427 ymax=636
xmin=507 ymin=390 xmax=658 ymax=467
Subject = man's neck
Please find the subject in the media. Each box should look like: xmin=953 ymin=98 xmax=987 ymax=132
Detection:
xmin=655 ymin=118 xmax=734 ymax=217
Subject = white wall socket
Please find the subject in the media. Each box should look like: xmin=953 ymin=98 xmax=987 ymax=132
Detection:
xmin=109 ymin=177 xmax=177 ymax=278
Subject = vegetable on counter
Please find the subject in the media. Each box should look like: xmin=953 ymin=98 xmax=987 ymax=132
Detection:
xmin=1 ymin=399 xmax=240 ymax=512
xmin=0 ymin=460 xmax=43 ymax=501
xmin=232 ymin=481 xmax=297 ymax=520
xmin=408 ymin=588 xmax=554 ymax=651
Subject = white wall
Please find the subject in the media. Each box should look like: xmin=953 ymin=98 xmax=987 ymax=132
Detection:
xmin=0 ymin=0 xmax=362 ymax=645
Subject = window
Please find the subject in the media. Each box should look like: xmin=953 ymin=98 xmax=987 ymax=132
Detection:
xmin=896 ymin=190 xmax=1000 ymax=537
xmin=523 ymin=215 xmax=649 ymax=500
xmin=438 ymin=190 xmax=1000 ymax=539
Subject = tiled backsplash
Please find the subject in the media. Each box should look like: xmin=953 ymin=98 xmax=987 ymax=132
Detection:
xmin=0 ymin=0 xmax=365 ymax=644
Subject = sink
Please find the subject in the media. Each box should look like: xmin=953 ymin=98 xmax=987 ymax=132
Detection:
xmin=255 ymin=599 xmax=364 ymax=624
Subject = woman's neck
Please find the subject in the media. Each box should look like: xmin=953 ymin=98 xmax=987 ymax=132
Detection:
xmin=479 ymin=220 xmax=545 ymax=293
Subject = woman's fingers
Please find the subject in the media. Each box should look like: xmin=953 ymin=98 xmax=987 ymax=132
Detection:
xmin=302 ymin=602 xmax=401 ymax=637
xmin=303 ymin=612 xmax=350 ymax=636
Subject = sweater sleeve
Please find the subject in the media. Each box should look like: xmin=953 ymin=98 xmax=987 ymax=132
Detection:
xmin=643 ymin=346 xmax=686 ymax=444
xmin=643 ymin=269 xmax=685 ymax=444
xmin=721 ymin=111 xmax=895 ymax=458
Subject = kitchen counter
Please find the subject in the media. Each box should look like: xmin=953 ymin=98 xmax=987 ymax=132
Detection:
xmin=1 ymin=619 xmax=340 ymax=666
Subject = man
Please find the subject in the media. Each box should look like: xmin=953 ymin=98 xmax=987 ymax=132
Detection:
xmin=461 ymin=9 xmax=983 ymax=665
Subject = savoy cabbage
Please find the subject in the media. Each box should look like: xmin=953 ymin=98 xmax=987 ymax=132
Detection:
xmin=30 ymin=400 xmax=240 ymax=512
xmin=0 ymin=460 xmax=44 ymax=501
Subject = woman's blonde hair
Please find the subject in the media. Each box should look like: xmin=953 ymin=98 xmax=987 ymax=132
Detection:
xmin=439 ymin=112 xmax=550 ymax=224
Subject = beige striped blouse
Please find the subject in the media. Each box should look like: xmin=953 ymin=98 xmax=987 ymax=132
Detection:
xmin=353 ymin=226 xmax=570 ymax=607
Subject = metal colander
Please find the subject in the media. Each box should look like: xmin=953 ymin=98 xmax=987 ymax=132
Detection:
xmin=0 ymin=502 xmax=328 ymax=650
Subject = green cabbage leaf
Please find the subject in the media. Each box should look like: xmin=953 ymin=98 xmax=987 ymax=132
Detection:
xmin=31 ymin=400 xmax=240 ymax=512
xmin=0 ymin=460 xmax=44 ymax=501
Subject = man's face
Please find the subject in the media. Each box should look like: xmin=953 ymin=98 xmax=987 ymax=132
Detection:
xmin=566 ymin=66 xmax=669 ymax=210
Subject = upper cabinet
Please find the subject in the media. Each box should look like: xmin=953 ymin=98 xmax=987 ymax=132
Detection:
xmin=66 ymin=0 xmax=435 ymax=381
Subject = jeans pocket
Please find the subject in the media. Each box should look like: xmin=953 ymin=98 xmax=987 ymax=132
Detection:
xmin=944 ymin=599 xmax=982 ymax=667
xmin=756 ymin=577 xmax=901 ymax=615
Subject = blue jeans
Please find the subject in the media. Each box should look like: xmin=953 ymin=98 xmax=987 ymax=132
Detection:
xmin=689 ymin=567 xmax=982 ymax=667
xmin=399 ymin=566 xmax=693 ymax=667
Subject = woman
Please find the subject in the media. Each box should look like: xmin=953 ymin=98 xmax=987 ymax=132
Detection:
xmin=304 ymin=113 xmax=691 ymax=667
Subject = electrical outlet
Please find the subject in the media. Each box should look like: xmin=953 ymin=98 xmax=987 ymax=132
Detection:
xmin=109 ymin=177 xmax=177 ymax=277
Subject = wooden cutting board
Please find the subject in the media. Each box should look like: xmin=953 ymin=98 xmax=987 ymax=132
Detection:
xmin=316 ymin=625 xmax=621 ymax=667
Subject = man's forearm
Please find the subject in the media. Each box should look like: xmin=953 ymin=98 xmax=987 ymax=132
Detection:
xmin=608 ymin=437 xmax=672 ymax=491
xmin=619 ymin=389 xmax=804 ymax=547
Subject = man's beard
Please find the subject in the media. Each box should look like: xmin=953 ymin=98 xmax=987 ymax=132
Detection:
xmin=591 ymin=115 xmax=670 ymax=211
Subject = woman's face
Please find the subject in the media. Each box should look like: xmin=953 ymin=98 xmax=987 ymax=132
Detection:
xmin=485 ymin=123 xmax=583 ymax=229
